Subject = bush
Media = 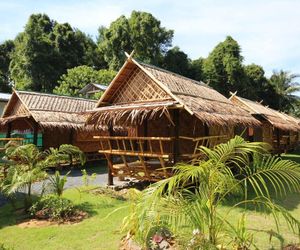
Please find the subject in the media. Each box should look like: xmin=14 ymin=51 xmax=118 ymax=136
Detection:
xmin=0 ymin=243 xmax=13 ymax=250
xmin=30 ymin=195 xmax=76 ymax=221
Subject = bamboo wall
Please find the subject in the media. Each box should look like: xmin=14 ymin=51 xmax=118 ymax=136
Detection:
xmin=74 ymin=130 xmax=108 ymax=153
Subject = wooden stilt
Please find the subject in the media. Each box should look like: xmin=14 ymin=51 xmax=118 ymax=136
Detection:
xmin=107 ymin=126 xmax=114 ymax=186
xmin=33 ymin=122 xmax=38 ymax=146
xmin=173 ymin=109 xmax=180 ymax=164
xmin=276 ymin=128 xmax=281 ymax=156
xmin=6 ymin=122 xmax=11 ymax=138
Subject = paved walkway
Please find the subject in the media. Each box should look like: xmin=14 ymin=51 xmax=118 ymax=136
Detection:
xmin=0 ymin=161 xmax=123 ymax=207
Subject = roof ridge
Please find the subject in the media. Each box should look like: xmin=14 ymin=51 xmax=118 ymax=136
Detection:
xmin=16 ymin=90 xmax=97 ymax=102
xmin=137 ymin=61 xmax=211 ymax=90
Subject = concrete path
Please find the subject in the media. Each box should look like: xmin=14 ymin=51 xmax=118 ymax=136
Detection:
xmin=0 ymin=161 xmax=123 ymax=207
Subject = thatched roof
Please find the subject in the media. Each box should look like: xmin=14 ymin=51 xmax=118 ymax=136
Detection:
xmin=87 ymin=55 xmax=260 ymax=128
xmin=79 ymin=83 xmax=108 ymax=95
xmin=1 ymin=90 xmax=96 ymax=130
xmin=229 ymin=94 xmax=300 ymax=131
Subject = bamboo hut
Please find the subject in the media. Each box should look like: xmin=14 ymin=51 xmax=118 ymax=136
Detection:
xmin=0 ymin=90 xmax=102 ymax=160
xmin=87 ymin=55 xmax=260 ymax=182
xmin=229 ymin=93 xmax=300 ymax=153
xmin=79 ymin=83 xmax=108 ymax=98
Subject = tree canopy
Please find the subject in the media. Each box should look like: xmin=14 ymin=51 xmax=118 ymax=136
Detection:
xmin=202 ymin=36 xmax=246 ymax=97
xmin=0 ymin=40 xmax=14 ymax=92
xmin=98 ymin=11 xmax=173 ymax=70
xmin=0 ymin=11 xmax=299 ymax=116
xmin=9 ymin=14 xmax=101 ymax=92
xmin=53 ymin=65 xmax=116 ymax=97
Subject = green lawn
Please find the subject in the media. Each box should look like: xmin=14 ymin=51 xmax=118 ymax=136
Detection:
xmin=0 ymin=188 xmax=128 ymax=250
xmin=0 ymin=188 xmax=299 ymax=249
xmin=1 ymin=151 xmax=300 ymax=250
xmin=282 ymin=151 xmax=300 ymax=164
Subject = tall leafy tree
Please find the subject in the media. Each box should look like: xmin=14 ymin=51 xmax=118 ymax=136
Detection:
xmin=54 ymin=65 xmax=116 ymax=97
xmin=243 ymin=64 xmax=268 ymax=100
xmin=0 ymin=40 xmax=14 ymax=92
xmin=203 ymin=36 xmax=246 ymax=96
xmin=162 ymin=46 xmax=190 ymax=77
xmin=189 ymin=57 xmax=204 ymax=81
xmin=98 ymin=11 xmax=173 ymax=70
xmin=10 ymin=14 xmax=56 ymax=91
xmin=10 ymin=14 xmax=100 ymax=92
xmin=269 ymin=70 xmax=300 ymax=111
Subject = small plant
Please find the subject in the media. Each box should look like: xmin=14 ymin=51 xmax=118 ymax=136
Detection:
xmin=1 ymin=143 xmax=85 ymax=208
xmin=30 ymin=195 xmax=76 ymax=221
xmin=81 ymin=169 xmax=97 ymax=187
xmin=228 ymin=214 xmax=254 ymax=250
xmin=187 ymin=229 xmax=217 ymax=250
xmin=48 ymin=171 xmax=69 ymax=196
xmin=0 ymin=243 xmax=13 ymax=250
xmin=146 ymin=226 xmax=173 ymax=250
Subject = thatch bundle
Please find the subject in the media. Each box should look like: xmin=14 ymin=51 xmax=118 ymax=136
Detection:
xmin=87 ymin=101 xmax=176 ymax=129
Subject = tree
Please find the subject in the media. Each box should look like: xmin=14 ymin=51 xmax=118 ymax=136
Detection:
xmin=54 ymin=65 xmax=116 ymax=97
xmin=269 ymin=70 xmax=300 ymax=112
xmin=189 ymin=57 xmax=204 ymax=81
xmin=98 ymin=11 xmax=173 ymax=70
xmin=10 ymin=14 xmax=100 ymax=92
xmin=0 ymin=143 xmax=85 ymax=208
xmin=162 ymin=46 xmax=191 ymax=77
xmin=243 ymin=64 xmax=268 ymax=100
xmin=203 ymin=36 xmax=246 ymax=96
xmin=0 ymin=40 xmax=14 ymax=92
xmin=10 ymin=14 xmax=57 ymax=91
xmin=125 ymin=136 xmax=300 ymax=248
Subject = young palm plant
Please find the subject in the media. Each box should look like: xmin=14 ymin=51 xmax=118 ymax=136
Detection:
xmin=48 ymin=171 xmax=70 ymax=196
xmin=1 ymin=143 xmax=85 ymax=208
xmin=126 ymin=136 xmax=300 ymax=248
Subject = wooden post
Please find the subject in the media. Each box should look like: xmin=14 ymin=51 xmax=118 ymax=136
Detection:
xmin=276 ymin=128 xmax=281 ymax=156
xmin=204 ymin=123 xmax=209 ymax=136
xmin=33 ymin=122 xmax=38 ymax=146
xmin=69 ymin=128 xmax=74 ymax=144
xmin=6 ymin=122 xmax=12 ymax=138
xmin=107 ymin=126 xmax=114 ymax=186
xmin=69 ymin=129 xmax=74 ymax=167
xmin=173 ymin=109 xmax=180 ymax=164
xmin=143 ymin=120 xmax=148 ymax=151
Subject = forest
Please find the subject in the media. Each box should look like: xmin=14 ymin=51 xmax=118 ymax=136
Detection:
xmin=0 ymin=11 xmax=299 ymax=115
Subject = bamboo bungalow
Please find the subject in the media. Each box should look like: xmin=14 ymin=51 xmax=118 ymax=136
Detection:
xmin=0 ymin=90 xmax=102 ymax=159
xmin=87 ymin=55 xmax=260 ymax=182
xmin=229 ymin=93 xmax=300 ymax=153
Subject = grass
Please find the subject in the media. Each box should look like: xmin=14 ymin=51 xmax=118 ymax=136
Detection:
xmin=282 ymin=151 xmax=300 ymax=164
xmin=1 ymin=150 xmax=300 ymax=250
xmin=0 ymin=189 xmax=299 ymax=249
xmin=0 ymin=188 xmax=128 ymax=250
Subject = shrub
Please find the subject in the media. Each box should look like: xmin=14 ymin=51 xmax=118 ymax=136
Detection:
xmin=48 ymin=171 xmax=69 ymax=196
xmin=0 ymin=243 xmax=13 ymax=250
xmin=30 ymin=195 xmax=76 ymax=221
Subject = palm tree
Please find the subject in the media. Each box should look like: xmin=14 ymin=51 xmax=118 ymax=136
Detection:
xmin=269 ymin=70 xmax=300 ymax=111
xmin=1 ymin=144 xmax=85 ymax=208
xmin=125 ymin=136 xmax=300 ymax=248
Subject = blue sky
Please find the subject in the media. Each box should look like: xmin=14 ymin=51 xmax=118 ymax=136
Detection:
xmin=0 ymin=0 xmax=299 ymax=77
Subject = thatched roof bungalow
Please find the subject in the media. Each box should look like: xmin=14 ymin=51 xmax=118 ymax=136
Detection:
xmin=0 ymin=90 xmax=101 ymax=155
xmin=88 ymin=55 xmax=260 ymax=182
xmin=229 ymin=93 xmax=300 ymax=152
xmin=79 ymin=83 xmax=108 ymax=98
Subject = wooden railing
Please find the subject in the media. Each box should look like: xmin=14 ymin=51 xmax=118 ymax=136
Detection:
xmin=94 ymin=136 xmax=174 ymax=158
xmin=93 ymin=135 xmax=230 ymax=181
xmin=179 ymin=135 xmax=228 ymax=158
